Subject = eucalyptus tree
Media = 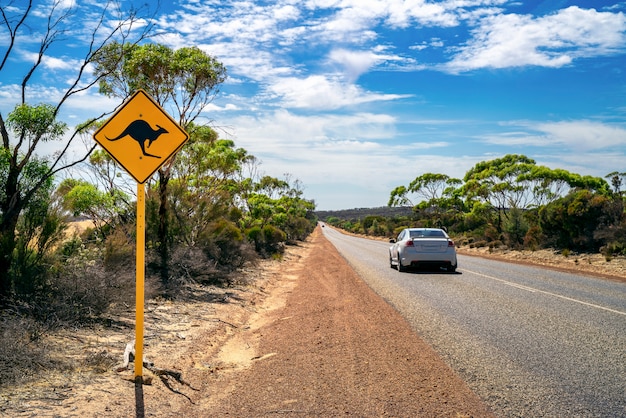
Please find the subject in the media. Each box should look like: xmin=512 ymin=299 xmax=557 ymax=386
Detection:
xmin=93 ymin=42 xmax=227 ymax=286
xmin=519 ymin=166 xmax=610 ymax=208
xmin=409 ymin=173 xmax=462 ymax=203
xmin=518 ymin=166 xmax=576 ymax=208
xmin=275 ymin=192 xmax=316 ymax=242
xmin=388 ymin=173 xmax=463 ymax=227
xmin=167 ymin=125 xmax=252 ymax=249
xmin=0 ymin=0 xmax=154 ymax=300
xmin=243 ymin=175 xmax=315 ymax=247
xmin=57 ymin=178 xmax=129 ymax=238
xmin=388 ymin=185 xmax=413 ymax=207
xmin=605 ymin=171 xmax=626 ymax=196
xmin=461 ymin=154 xmax=537 ymax=231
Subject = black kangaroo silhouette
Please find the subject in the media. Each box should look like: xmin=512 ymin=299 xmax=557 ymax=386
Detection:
xmin=106 ymin=119 xmax=168 ymax=159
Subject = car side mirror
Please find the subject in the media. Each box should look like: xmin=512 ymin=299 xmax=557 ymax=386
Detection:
xmin=389 ymin=239 xmax=396 ymax=243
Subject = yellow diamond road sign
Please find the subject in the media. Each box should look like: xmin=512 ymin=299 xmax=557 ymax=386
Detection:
xmin=93 ymin=89 xmax=189 ymax=184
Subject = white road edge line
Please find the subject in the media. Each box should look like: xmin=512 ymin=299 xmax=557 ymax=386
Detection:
xmin=464 ymin=269 xmax=626 ymax=316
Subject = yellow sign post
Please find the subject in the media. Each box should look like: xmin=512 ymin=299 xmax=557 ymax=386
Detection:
xmin=135 ymin=183 xmax=145 ymax=379
xmin=93 ymin=90 xmax=189 ymax=381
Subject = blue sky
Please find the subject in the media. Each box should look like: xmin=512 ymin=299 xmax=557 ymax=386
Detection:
xmin=2 ymin=1 xmax=626 ymax=210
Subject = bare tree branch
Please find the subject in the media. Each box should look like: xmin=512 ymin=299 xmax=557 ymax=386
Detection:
xmin=21 ymin=0 xmax=72 ymax=104
xmin=0 ymin=0 xmax=32 ymax=71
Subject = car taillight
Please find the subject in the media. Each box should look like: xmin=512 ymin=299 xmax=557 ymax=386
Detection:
xmin=448 ymin=240 xmax=455 ymax=247
xmin=404 ymin=240 xmax=414 ymax=247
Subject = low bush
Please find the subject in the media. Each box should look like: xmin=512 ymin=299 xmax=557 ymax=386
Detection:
xmin=246 ymin=224 xmax=286 ymax=257
xmin=199 ymin=218 xmax=257 ymax=271
xmin=0 ymin=314 xmax=58 ymax=387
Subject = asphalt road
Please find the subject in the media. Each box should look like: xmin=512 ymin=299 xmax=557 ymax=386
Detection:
xmin=321 ymin=225 xmax=626 ymax=418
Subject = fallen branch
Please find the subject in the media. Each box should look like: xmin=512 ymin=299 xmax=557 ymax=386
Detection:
xmin=147 ymin=364 xmax=199 ymax=402
xmin=115 ymin=340 xmax=197 ymax=403
xmin=212 ymin=318 xmax=238 ymax=328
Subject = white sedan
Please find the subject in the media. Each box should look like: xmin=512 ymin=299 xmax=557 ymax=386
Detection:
xmin=389 ymin=228 xmax=457 ymax=272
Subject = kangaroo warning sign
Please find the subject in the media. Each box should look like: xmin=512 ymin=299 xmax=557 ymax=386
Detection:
xmin=93 ymin=89 xmax=189 ymax=184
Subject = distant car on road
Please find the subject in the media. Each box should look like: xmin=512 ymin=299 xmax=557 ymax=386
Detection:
xmin=389 ymin=228 xmax=457 ymax=272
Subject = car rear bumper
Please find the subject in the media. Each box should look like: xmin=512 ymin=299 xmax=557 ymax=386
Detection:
xmin=407 ymin=260 xmax=455 ymax=268
xmin=401 ymin=253 xmax=457 ymax=269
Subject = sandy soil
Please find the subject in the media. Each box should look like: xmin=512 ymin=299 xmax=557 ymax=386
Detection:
xmin=1 ymin=226 xmax=623 ymax=417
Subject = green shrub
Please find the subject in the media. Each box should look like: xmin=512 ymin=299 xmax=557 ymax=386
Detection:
xmin=246 ymin=224 xmax=286 ymax=257
xmin=246 ymin=226 xmax=263 ymax=247
xmin=263 ymin=224 xmax=286 ymax=254
xmin=489 ymin=240 xmax=503 ymax=249
xmin=198 ymin=218 xmax=254 ymax=272
xmin=601 ymin=241 xmax=626 ymax=258
xmin=523 ymin=226 xmax=543 ymax=251
xmin=504 ymin=208 xmax=529 ymax=249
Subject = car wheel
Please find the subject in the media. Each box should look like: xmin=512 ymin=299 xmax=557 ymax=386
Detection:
xmin=447 ymin=264 xmax=457 ymax=272
xmin=398 ymin=259 xmax=406 ymax=272
xmin=389 ymin=255 xmax=395 ymax=269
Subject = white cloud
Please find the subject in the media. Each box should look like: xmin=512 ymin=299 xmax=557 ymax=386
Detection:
xmin=44 ymin=55 xmax=81 ymax=71
xmin=386 ymin=0 xmax=458 ymax=28
xmin=214 ymin=107 xmax=495 ymax=210
xmin=328 ymin=48 xmax=404 ymax=81
xmin=159 ymin=1 xmax=301 ymax=46
xmin=228 ymin=108 xmax=396 ymax=145
xmin=480 ymin=132 xmax=549 ymax=147
xmin=304 ymin=0 xmax=499 ymax=30
xmin=218 ymin=108 xmax=408 ymax=209
xmin=266 ymin=75 xmax=411 ymax=110
xmin=273 ymin=4 xmax=300 ymax=21
xmin=405 ymin=141 xmax=450 ymax=149
xmin=158 ymin=0 xmax=508 ymax=77
xmin=152 ymin=1 xmax=511 ymax=85
xmin=410 ymin=37 xmax=445 ymax=51
xmin=481 ymin=120 xmax=626 ymax=152
xmin=204 ymin=103 xmax=240 ymax=112
xmin=62 ymin=89 xmax=121 ymax=119
xmin=0 ymin=83 xmax=21 ymax=103
xmin=542 ymin=152 xmax=626 ymax=179
xmin=534 ymin=120 xmax=626 ymax=150
xmin=329 ymin=49 xmax=382 ymax=79
xmin=446 ymin=6 xmax=626 ymax=72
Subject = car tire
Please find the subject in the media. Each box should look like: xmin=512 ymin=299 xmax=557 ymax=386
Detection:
xmin=398 ymin=259 xmax=406 ymax=272
xmin=389 ymin=255 xmax=395 ymax=269
xmin=447 ymin=264 xmax=457 ymax=273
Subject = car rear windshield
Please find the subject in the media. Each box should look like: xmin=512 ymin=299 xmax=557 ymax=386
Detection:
xmin=409 ymin=230 xmax=446 ymax=238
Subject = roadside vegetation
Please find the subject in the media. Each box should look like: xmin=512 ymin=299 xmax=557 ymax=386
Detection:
xmin=321 ymin=154 xmax=626 ymax=260
xmin=1 ymin=1 xmax=623 ymax=394
xmin=0 ymin=2 xmax=316 ymax=389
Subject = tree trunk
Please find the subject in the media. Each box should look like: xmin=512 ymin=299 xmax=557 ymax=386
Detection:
xmin=0 ymin=213 xmax=19 ymax=302
xmin=157 ymin=171 xmax=170 ymax=289
xmin=0 ymin=170 xmax=22 ymax=302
